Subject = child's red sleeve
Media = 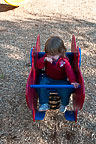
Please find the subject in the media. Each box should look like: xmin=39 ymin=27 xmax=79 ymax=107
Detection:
xmin=64 ymin=59 xmax=76 ymax=83
xmin=36 ymin=55 xmax=46 ymax=69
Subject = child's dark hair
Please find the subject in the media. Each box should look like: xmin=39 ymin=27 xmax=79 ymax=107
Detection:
xmin=45 ymin=36 xmax=66 ymax=56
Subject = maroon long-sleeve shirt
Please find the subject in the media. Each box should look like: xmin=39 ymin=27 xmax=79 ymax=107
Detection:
xmin=36 ymin=54 xmax=76 ymax=83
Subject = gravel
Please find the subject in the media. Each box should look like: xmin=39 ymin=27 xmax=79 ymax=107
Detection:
xmin=0 ymin=0 xmax=96 ymax=144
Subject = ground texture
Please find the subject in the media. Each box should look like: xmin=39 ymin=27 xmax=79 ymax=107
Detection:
xmin=0 ymin=0 xmax=96 ymax=144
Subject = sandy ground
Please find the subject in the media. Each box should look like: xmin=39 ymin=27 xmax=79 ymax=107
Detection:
xmin=0 ymin=0 xmax=96 ymax=144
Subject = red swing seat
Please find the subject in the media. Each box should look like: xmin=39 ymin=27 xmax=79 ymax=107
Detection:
xmin=26 ymin=34 xmax=85 ymax=122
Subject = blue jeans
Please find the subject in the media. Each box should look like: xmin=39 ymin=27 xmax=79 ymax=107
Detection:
xmin=38 ymin=75 xmax=74 ymax=106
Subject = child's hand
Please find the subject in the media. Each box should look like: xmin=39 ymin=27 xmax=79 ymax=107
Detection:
xmin=44 ymin=57 xmax=53 ymax=63
xmin=71 ymin=82 xmax=80 ymax=88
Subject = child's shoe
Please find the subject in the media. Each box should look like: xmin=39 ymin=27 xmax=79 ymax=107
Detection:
xmin=59 ymin=104 xmax=66 ymax=113
xmin=39 ymin=103 xmax=49 ymax=111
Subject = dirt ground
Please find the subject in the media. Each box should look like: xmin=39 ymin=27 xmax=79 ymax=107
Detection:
xmin=0 ymin=0 xmax=96 ymax=144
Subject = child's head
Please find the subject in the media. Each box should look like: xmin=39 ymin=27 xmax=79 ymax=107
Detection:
xmin=45 ymin=36 xmax=66 ymax=56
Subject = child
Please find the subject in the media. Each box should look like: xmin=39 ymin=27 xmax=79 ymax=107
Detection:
xmin=36 ymin=36 xmax=79 ymax=112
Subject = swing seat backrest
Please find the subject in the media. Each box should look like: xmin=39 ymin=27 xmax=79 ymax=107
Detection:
xmin=38 ymin=52 xmax=74 ymax=66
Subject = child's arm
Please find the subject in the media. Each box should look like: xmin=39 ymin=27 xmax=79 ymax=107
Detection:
xmin=60 ymin=59 xmax=79 ymax=88
xmin=36 ymin=54 xmax=53 ymax=69
xmin=64 ymin=59 xmax=76 ymax=83
xmin=36 ymin=55 xmax=46 ymax=69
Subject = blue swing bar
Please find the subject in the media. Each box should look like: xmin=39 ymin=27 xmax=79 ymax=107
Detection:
xmin=30 ymin=84 xmax=80 ymax=88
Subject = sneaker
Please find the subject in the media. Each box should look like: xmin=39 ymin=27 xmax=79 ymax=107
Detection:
xmin=39 ymin=103 xmax=49 ymax=111
xmin=59 ymin=104 xmax=66 ymax=113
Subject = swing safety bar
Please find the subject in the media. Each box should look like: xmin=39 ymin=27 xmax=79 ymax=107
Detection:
xmin=30 ymin=84 xmax=80 ymax=88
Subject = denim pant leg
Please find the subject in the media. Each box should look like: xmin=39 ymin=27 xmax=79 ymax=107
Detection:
xmin=56 ymin=80 xmax=75 ymax=106
xmin=38 ymin=76 xmax=50 ymax=104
